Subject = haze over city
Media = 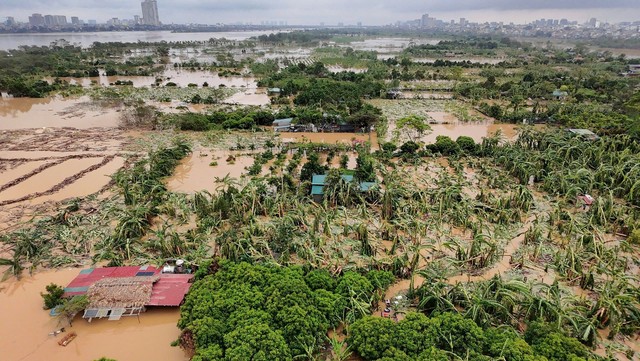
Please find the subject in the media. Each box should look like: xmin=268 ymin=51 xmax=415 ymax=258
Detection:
xmin=2 ymin=0 xmax=640 ymax=25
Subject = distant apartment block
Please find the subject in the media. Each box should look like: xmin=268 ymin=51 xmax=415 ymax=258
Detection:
xmin=44 ymin=15 xmax=67 ymax=26
xmin=28 ymin=13 xmax=45 ymax=26
xmin=141 ymin=0 xmax=161 ymax=26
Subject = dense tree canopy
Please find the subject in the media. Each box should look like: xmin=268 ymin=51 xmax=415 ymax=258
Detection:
xmin=178 ymin=262 xmax=392 ymax=360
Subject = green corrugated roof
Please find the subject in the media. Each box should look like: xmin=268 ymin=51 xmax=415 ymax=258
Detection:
xmin=360 ymin=182 xmax=376 ymax=191
xmin=311 ymin=174 xmax=376 ymax=196
xmin=312 ymin=174 xmax=355 ymax=186
xmin=311 ymin=174 xmax=326 ymax=185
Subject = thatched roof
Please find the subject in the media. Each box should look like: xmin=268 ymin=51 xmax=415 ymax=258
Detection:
xmin=86 ymin=276 xmax=159 ymax=309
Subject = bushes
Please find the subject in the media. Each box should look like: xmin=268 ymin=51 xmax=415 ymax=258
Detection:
xmin=428 ymin=135 xmax=461 ymax=155
xmin=41 ymin=283 xmax=65 ymax=310
xmin=179 ymin=263 xmax=390 ymax=359
xmin=349 ymin=314 xmax=591 ymax=361
xmin=525 ymin=322 xmax=595 ymax=361
xmin=176 ymin=113 xmax=210 ymax=131
xmin=456 ymin=135 xmax=478 ymax=154
xmin=171 ymin=109 xmax=278 ymax=131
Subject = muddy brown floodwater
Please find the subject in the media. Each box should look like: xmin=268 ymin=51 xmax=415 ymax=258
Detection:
xmin=0 ymin=158 xmax=102 ymax=203
xmin=426 ymin=123 xmax=519 ymax=143
xmin=280 ymin=132 xmax=379 ymax=149
xmin=167 ymin=150 xmax=255 ymax=193
xmin=0 ymin=96 xmax=121 ymax=130
xmin=0 ymin=268 xmax=188 ymax=361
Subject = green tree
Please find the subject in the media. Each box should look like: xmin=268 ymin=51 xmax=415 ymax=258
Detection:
xmin=300 ymin=152 xmax=327 ymax=182
xmin=223 ymin=323 xmax=292 ymax=361
xmin=348 ymin=317 xmax=396 ymax=360
xmin=395 ymin=115 xmax=431 ymax=142
xmin=355 ymin=151 xmax=376 ymax=182
xmin=41 ymin=283 xmax=65 ymax=310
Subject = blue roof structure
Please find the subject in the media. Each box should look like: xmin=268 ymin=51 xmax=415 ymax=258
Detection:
xmin=311 ymin=174 xmax=376 ymax=197
xmin=273 ymin=118 xmax=293 ymax=127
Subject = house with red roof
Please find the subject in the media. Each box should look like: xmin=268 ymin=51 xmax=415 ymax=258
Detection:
xmin=63 ymin=265 xmax=194 ymax=321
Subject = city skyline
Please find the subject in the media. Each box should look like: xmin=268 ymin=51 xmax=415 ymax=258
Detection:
xmin=2 ymin=0 xmax=640 ymax=26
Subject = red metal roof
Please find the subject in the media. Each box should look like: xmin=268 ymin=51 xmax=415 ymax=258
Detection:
xmin=147 ymin=274 xmax=194 ymax=306
xmin=64 ymin=266 xmax=192 ymax=307
xmin=63 ymin=266 xmax=161 ymax=297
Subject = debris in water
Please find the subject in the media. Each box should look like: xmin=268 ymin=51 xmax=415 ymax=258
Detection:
xmin=58 ymin=332 xmax=77 ymax=346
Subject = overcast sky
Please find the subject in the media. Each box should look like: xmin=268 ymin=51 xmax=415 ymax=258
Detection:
xmin=2 ymin=0 xmax=639 ymax=25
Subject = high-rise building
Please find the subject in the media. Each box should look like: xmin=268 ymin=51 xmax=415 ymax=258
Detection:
xmin=141 ymin=0 xmax=160 ymax=26
xmin=29 ymin=13 xmax=45 ymax=26
xmin=71 ymin=16 xmax=81 ymax=25
xmin=44 ymin=15 xmax=67 ymax=26
xmin=421 ymin=14 xmax=429 ymax=27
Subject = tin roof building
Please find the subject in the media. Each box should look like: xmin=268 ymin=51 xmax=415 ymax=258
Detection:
xmin=64 ymin=266 xmax=193 ymax=321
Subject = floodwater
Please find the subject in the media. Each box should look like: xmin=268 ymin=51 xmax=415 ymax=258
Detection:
xmin=163 ymin=69 xmax=257 ymax=88
xmin=0 ymin=268 xmax=188 ymax=361
xmin=344 ymin=37 xmax=440 ymax=53
xmin=0 ymin=161 xmax=48 ymax=187
xmin=0 ymin=158 xmax=103 ymax=203
xmin=412 ymin=57 xmax=506 ymax=65
xmin=425 ymin=123 xmax=518 ymax=143
xmin=47 ymin=70 xmax=258 ymax=89
xmin=167 ymin=150 xmax=254 ymax=193
xmin=40 ymin=157 xmax=125 ymax=203
xmin=279 ymin=132 xmax=378 ymax=147
xmin=0 ymin=30 xmax=284 ymax=50
xmin=427 ymin=111 xmax=458 ymax=123
xmin=0 ymin=96 xmax=120 ymax=130
xmin=224 ymin=89 xmax=270 ymax=106
xmin=401 ymin=92 xmax=454 ymax=100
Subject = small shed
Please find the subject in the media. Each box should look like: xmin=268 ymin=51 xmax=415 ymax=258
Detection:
xmin=568 ymin=128 xmax=599 ymax=140
xmin=273 ymin=118 xmax=294 ymax=132
xmin=267 ymin=87 xmax=281 ymax=95
xmin=273 ymin=118 xmax=293 ymax=127
xmin=552 ymin=89 xmax=568 ymax=100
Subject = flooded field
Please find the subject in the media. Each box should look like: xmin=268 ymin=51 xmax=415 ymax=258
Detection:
xmin=0 ymin=96 xmax=121 ymax=130
xmin=279 ymin=132 xmax=378 ymax=147
xmin=224 ymin=89 xmax=270 ymax=106
xmin=343 ymin=37 xmax=440 ymax=53
xmin=412 ymin=57 xmax=506 ymax=64
xmin=167 ymin=150 xmax=255 ymax=193
xmin=47 ymin=70 xmax=258 ymax=89
xmin=0 ymin=127 xmax=130 ymax=229
xmin=0 ymin=268 xmax=188 ymax=361
xmin=426 ymin=123 xmax=519 ymax=143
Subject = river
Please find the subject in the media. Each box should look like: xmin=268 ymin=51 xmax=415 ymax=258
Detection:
xmin=0 ymin=30 xmax=281 ymax=50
